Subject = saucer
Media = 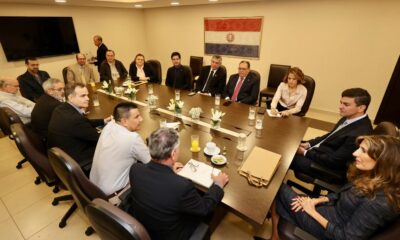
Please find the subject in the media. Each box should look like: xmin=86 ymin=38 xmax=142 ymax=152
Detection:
xmin=211 ymin=155 xmax=227 ymax=165
xmin=204 ymin=146 xmax=220 ymax=156
xmin=190 ymin=147 xmax=201 ymax=153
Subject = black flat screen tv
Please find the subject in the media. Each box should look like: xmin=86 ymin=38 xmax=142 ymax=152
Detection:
xmin=0 ymin=16 xmax=80 ymax=61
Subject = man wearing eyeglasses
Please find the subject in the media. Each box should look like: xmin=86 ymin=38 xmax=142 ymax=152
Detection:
xmin=223 ymin=60 xmax=260 ymax=105
xmin=66 ymin=53 xmax=96 ymax=85
xmin=0 ymin=77 xmax=35 ymax=124
xmin=31 ymin=78 xmax=65 ymax=141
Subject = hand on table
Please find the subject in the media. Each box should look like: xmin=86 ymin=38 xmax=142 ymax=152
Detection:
xmin=212 ymin=172 xmax=229 ymax=188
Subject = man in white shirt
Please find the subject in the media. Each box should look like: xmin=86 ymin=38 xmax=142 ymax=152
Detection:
xmin=66 ymin=53 xmax=96 ymax=84
xmin=90 ymin=102 xmax=150 ymax=195
xmin=0 ymin=77 xmax=35 ymax=124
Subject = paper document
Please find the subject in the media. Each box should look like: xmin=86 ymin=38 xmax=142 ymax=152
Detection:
xmin=267 ymin=109 xmax=282 ymax=118
xmin=178 ymin=159 xmax=221 ymax=188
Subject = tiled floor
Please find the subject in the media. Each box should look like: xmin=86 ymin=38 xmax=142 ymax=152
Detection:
xmin=0 ymin=108 xmax=331 ymax=240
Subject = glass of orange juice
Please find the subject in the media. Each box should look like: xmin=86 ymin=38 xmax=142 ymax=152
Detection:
xmin=190 ymin=135 xmax=200 ymax=152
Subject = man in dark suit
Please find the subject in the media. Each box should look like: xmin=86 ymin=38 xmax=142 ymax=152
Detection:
xmin=47 ymin=83 xmax=111 ymax=172
xmin=99 ymin=50 xmax=128 ymax=81
xmin=291 ymin=88 xmax=373 ymax=179
xmin=128 ymin=128 xmax=229 ymax=240
xmin=195 ymin=55 xmax=227 ymax=96
xmin=93 ymin=35 xmax=108 ymax=72
xmin=223 ymin=60 xmax=260 ymax=105
xmin=17 ymin=57 xmax=50 ymax=102
xmin=31 ymin=78 xmax=65 ymax=141
xmin=165 ymin=52 xmax=192 ymax=90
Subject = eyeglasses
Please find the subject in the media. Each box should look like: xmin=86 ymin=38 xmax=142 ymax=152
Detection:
xmin=52 ymin=88 xmax=64 ymax=92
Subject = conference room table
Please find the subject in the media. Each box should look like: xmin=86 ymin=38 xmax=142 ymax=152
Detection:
xmin=87 ymin=81 xmax=310 ymax=227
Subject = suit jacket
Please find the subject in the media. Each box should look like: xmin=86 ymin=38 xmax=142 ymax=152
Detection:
xmin=47 ymin=103 xmax=104 ymax=168
xmin=66 ymin=63 xmax=96 ymax=84
xmin=95 ymin=43 xmax=108 ymax=71
xmin=31 ymin=94 xmax=62 ymax=141
xmin=128 ymin=161 xmax=224 ymax=240
xmin=128 ymin=63 xmax=158 ymax=83
xmin=99 ymin=60 xmax=128 ymax=81
xmin=195 ymin=65 xmax=227 ymax=96
xmin=165 ymin=65 xmax=192 ymax=90
xmin=223 ymin=72 xmax=260 ymax=105
xmin=17 ymin=70 xmax=50 ymax=102
xmin=306 ymin=116 xmax=373 ymax=170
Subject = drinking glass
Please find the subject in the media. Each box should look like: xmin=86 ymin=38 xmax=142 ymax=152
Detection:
xmin=175 ymin=89 xmax=181 ymax=101
xmin=248 ymin=106 xmax=256 ymax=120
xmin=92 ymin=94 xmax=100 ymax=107
xmin=191 ymin=135 xmax=200 ymax=152
xmin=237 ymin=133 xmax=247 ymax=151
xmin=215 ymin=94 xmax=221 ymax=106
xmin=148 ymin=84 xmax=154 ymax=95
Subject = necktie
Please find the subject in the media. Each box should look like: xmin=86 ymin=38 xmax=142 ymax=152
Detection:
xmin=202 ymin=70 xmax=214 ymax=92
xmin=34 ymin=74 xmax=42 ymax=85
xmin=231 ymin=77 xmax=244 ymax=102
xmin=311 ymin=121 xmax=349 ymax=149
xmin=81 ymin=67 xmax=86 ymax=84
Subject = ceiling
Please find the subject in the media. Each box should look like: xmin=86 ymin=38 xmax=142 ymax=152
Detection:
xmin=0 ymin=0 xmax=261 ymax=9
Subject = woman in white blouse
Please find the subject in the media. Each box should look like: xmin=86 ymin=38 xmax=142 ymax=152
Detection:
xmin=271 ymin=67 xmax=307 ymax=116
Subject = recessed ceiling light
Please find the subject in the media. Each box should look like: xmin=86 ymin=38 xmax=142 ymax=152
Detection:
xmin=171 ymin=1 xmax=180 ymax=6
xmin=209 ymin=0 xmax=219 ymax=2
xmin=55 ymin=0 xmax=67 ymax=3
xmin=134 ymin=4 xmax=143 ymax=8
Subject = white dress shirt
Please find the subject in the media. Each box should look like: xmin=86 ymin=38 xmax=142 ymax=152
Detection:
xmin=90 ymin=120 xmax=151 ymax=195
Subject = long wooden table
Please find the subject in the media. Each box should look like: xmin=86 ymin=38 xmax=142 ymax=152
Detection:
xmin=87 ymin=82 xmax=310 ymax=227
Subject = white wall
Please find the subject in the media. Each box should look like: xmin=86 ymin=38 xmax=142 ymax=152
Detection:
xmin=0 ymin=3 xmax=147 ymax=81
xmin=143 ymin=0 xmax=400 ymax=119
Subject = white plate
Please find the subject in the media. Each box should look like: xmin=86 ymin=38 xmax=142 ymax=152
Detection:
xmin=211 ymin=155 xmax=227 ymax=165
xmin=204 ymin=146 xmax=220 ymax=156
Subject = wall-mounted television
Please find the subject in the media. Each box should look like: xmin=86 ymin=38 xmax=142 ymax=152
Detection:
xmin=0 ymin=16 xmax=80 ymax=61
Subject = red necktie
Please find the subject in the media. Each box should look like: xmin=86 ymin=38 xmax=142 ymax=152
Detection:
xmin=231 ymin=77 xmax=244 ymax=102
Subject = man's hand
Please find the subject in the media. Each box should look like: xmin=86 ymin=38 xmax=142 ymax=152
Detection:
xmin=281 ymin=110 xmax=291 ymax=117
xmin=212 ymin=172 xmax=229 ymax=188
xmin=296 ymin=146 xmax=306 ymax=155
xmin=173 ymin=162 xmax=184 ymax=173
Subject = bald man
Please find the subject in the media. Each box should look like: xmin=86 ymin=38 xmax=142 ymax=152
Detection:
xmin=0 ymin=77 xmax=35 ymax=124
xmin=66 ymin=53 xmax=97 ymax=84
xmin=93 ymin=35 xmax=108 ymax=72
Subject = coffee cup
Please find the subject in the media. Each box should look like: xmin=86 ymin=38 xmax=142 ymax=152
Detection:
xmin=206 ymin=142 xmax=217 ymax=153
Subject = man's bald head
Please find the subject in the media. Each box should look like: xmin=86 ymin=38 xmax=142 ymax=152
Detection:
xmin=0 ymin=77 xmax=20 ymax=94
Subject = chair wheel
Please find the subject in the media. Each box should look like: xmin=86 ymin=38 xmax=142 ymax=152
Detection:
xmin=16 ymin=164 xmax=22 ymax=169
xmin=59 ymin=221 xmax=66 ymax=228
xmin=53 ymin=186 xmax=60 ymax=193
xmin=52 ymin=200 xmax=59 ymax=206
xmin=85 ymin=227 xmax=94 ymax=236
xmin=34 ymin=177 xmax=41 ymax=185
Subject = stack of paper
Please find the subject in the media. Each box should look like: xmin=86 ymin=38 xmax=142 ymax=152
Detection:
xmin=178 ymin=159 xmax=221 ymax=188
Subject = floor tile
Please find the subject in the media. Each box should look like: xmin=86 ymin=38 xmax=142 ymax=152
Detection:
xmin=12 ymin=193 xmax=73 ymax=239
xmin=28 ymin=213 xmax=100 ymax=240
xmin=0 ymin=218 xmax=24 ymax=240
xmin=212 ymin=212 xmax=255 ymax=240
xmin=0 ymin=169 xmax=36 ymax=197
xmin=3 ymin=181 xmax=52 ymax=216
xmin=0 ymin=200 xmax=11 ymax=223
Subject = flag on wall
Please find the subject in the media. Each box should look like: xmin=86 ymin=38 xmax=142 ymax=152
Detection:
xmin=204 ymin=17 xmax=263 ymax=58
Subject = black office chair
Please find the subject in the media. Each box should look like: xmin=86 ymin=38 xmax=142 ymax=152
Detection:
xmin=295 ymin=75 xmax=316 ymax=117
xmin=0 ymin=107 xmax=28 ymax=169
xmin=183 ymin=65 xmax=194 ymax=90
xmin=258 ymin=64 xmax=291 ymax=107
xmin=146 ymin=59 xmax=162 ymax=84
xmin=62 ymin=67 xmax=70 ymax=84
xmin=48 ymin=147 xmax=109 ymax=235
xmin=190 ymin=56 xmax=204 ymax=80
xmin=86 ymin=198 xmax=151 ymax=240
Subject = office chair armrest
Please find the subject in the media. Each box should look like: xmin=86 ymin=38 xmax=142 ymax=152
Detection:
xmin=310 ymin=163 xmax=343 ymax=181
xmin=294 ymin=227 xmax=318 ymax=240
xmin=313 ymin=179 xmax=341 ymax=193
xmin=189 ymin=222 xmax=209 ymax=240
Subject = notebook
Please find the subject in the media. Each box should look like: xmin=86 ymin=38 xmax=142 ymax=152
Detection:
xmin=178 ymin=159 xmax=221 ymax=188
